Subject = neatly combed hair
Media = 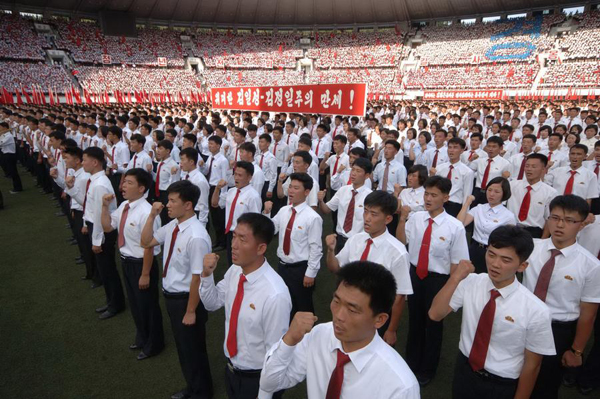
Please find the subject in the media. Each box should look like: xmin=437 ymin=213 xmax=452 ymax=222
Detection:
xmin=235 ymin=160 xmax=254 ymax=176
xmin=549 ymin=194 xmax=590 ymax=220
xmin=526 ymin=153 xmax=548 ymax=167
xmin=423 ymin=175 xmax=452 ymax=195
xmin=293 ymin=150 xmax=313 ymax=166
xmin=408 ymin=164 xmax=428 ymax=186
xmin=335 ymin=261 xmax=397 ymax=316
xmin=364 ymin=191 xmax=398 ymax=216
xmin=353 ymin=157 xmax=373 ymax=174
xmin=83 ymin=147 xmax=105 ymax=163
xmin=485 ymin=176 xmax=511 ymax=202
xmin=157 ymin=139 xmax=173 ymax=151
xmin=448 ymin=137 xmax=466 ymax=149
xmin=289 ymin=172 xmax=314 ymax=191
xmin=488 ymin=225 xmax=534 ymax=263
xmin=63 ymin=146 xmax=83 ymax=161
xmin=236 ymin=213 xmax=275 ymax=246
xmin=130 ymin=133 xmax=146 ymax=146
xmin=167 ymin=180 xmax=200 ymax=208
xmin=180 ymin=147 xmax=199 ymax=164
xmin=124 ymin=168 xmax=152 ymax=192
xmin=487 ymin=136 xmax=504 ymax=147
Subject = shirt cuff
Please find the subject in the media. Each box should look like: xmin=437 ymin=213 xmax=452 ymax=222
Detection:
xmin=200 ymin=273 xmax=215 ymax=287
xmin=305 ymin=265 xmax=319 ymax=278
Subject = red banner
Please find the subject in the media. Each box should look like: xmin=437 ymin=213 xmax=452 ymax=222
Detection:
xmin=423 ymin=90 xmax=505 ymax=101
xmin=210 ymin=83 xmax=367 ymax=116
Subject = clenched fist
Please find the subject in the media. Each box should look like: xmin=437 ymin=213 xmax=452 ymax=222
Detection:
xmin=202 ymin=253 xmax=219 ymax=277
xmin=325 ymin=234 xmax=337 ymax=251
xmin=451 ymin=259 xmax=475 ymax=283
xmin=283 ymin=312 xmax=318 ymax=346
xmin=150 ymin=202 xmax=164 ymax=217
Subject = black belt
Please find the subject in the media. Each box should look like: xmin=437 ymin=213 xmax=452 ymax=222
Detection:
xmin=472 ymin=239 xmax=488 ymax=249
xmin=226 ymin=360 xmax=261 ymax=377
xmin=459 ymin=353 xmax=517 ymax=384
xmin=552 ymin=319 xmax=578 ymax=327
xmin=279 ymin=260 xmax=308 ymax=267
xmin=121 ymin=255 xmax=144 ymax=263
xmin=162 ymin=290 xmax=189 ymax=299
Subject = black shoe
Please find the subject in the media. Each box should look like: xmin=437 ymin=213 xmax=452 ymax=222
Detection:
xmin=579 ymin=385 xmax=595 ymax=395
xmin=75 ymin=256 xmax=82 ymax=261
xmin=98 ymin=310 xmax=117 ymax=320
xmin=170 ymin=390 xmax=190 ymax=399
xmin=563 ymin=375 xmax=577 ymax=387
xmin=66 ymin=237 xmax=75 ymax=242
xmin=212 ymin=245 xmax=225 ymax=252
xmin=417 ymin=375 xmax=432 ymax=387
xmin=76 ymin=258 xmax=85 ymax=265
xmin=129 ymin=344 xmax=141 ymax=350
xmin=81 ymin=276 xmax=91 ymax=280
xmin=55 ymin=212 xmax=65 ymax=217
xmin=137 ymin=351 xmax=149 ymax=361
xmin=91 ymin=282 xmax=102 ymax=289
xmin=70 ymin=239 xmax=78 ymax=246
xmin=95 ymin=305 xmax=108 ymax=313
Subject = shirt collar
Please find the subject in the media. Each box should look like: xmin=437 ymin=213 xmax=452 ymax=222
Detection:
xmin=369 ymin=230 xmax=390 ymax=248
xmin=91 ymin=170 xmax=104 ymax=181
xmin=187 ymin=168 xmax=199 ymax=178
xmin=292 ymin=201 xmax=308 ymax=213
xmin=485 ymin=203 xmax=503 ymax=214
xmin=429 ymin=210 xmax=448 ymax=225
xmin=330 ymin=330 xmax=380 ymax=373
xmin=176 ymin=215 xmax=196 ymax=233
xmin=127 ymin=196 xmax=146 ymax=210
xmin=241 ymin=258 xmax=269 ymax=285
xmin=547 ymin=239 xmax=578 ymax=259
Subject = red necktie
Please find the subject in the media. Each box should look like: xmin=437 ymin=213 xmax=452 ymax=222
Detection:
xmin=381 ymin=162 xmax=390 ymax=192
xmin=155 ymin=161 xmax=164 ymax=197
xmin=595 ymin=163 xmax=599 ymax=177
xmin=82 ymin=179 xmax=91 ymax=214
xmin=432 ymin=150 xmax=439 ymax=168
xmin=346 ymin=174 xmax=351 ymax=185
xmin=227 ymin=273 xmax=247 ymax=358
xmin=360 ymin=238 xmax=373 ymax=261
xmin=517 ymin=156 xmax=527 ymax=180
xmin=481 ymin=159 xmax=493 ymax=189
xmin=315 ymin=140 xmax=321 ymax=157
xmin=564 ymin=170 xmax=577 ymax=195
xmin=332 ymin=126 xmax=338 ymax=139
xmin=206 ymin=156 xmax=214 ymax=181
xmin=185 ymin=173 xmax=189 ymax=180
xmin=534 ymin=249 xmax=561 ymax=302
xmin=283 ymin=207 xmax=297 ymax=255
xmin=111 ymin=146 xmax=116 ymax=165
xmin=469 ymin=289 xmax=501 ymax=371
xmin=446 ymin=165 xmax=454 ymax=180
xmin=132 ymin=154 xmax=137 ymax=168
xmin=468 ymin=150 xmax=475 ymax=161
xmin=225 ymin=188 xmax=241 ymax=234
xmin=287 ymin=134 xmax=291 ymax=145
xmin=518 ymin=185 xmax=533 ymax=222
xmin=117 ymin=203 xmax=130 ymax=248
xmin=547 ymin=151 xmax=553 ymax=163
xmin=343 ymin=190 xmax=357 ymax=233
xmin=162 ymin=225 xmax=180 ymax=278
xmin=273 ymin=141 xmax=278 ymax=155
xmin=416 ymin=218 xmax=434 ymax=279
xmin=325 ymin=349 xmax=351 ymax=399
xmin=332 ymin=156 xmax=340 ymax=175
xmin=259 ymin=154 xmax=264 ymax=169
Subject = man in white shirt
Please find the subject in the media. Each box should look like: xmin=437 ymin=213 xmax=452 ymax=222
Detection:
xmin=434 ymin=137 xmax=474 ymax=217
xmin=373 ymin=140 xmax=407 ymax=193
xmin=583 ymin=140 xmax=600 ymax=215
xmin=264 ymin=173 xmax=322 ymax=315
xmin=260 ymin=261 xmax=420 ymax=399
xmin=201 ymin=135 xmax=229 ymax=251
xmin=141 ymin=180 xmax=214 ymax=399
xmin=66 ymin=147 xmax=125 ymax=319
xmin=255 ymin=134 xmax=278 ymax=202
xmin=212 ymin=161 xmax=262 ymax=265
xmin=470 ymin=136 xmax=510 ymax=205
xmin=429 ymin=225 xmax=555 ymax=399
xmin=523 ymin=195 xmax=600 ymax=399
xmin=278 ymin=151 xmax=319 ymax=208
xmin=0 ymin=122 xmax=22 ymax=193
xmin=397 ymin=176 xmax=470 ymax=386
xmin=179 ymin=148 xmax=210 ymax=228
xmin=150 ymin=140 xmax=180 ymax=225
xmin=507 ymin=154 xmax=557 ymax=239
xmin=421 ymin=131 xmax=449 ymax=170
xmin=103 ymin=126 xmax=130 ymax=204
xmin=100 ymin=168 xmax=164 ymax=360
xmin=539 ymin=132 xmax=568 ymax=173
xmin=127 ymin=134 xmax=153 ymax=173
xmin=201 ymin=213 xmax=292 ymax=399
xmin=238 ymin=142 xmax=265 ymax=196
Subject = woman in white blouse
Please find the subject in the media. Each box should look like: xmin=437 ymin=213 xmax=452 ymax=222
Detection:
xmin=457 ymin=176 xmax=517 ymax=274
xmin=409 ymin=130 xmax=431 ymax=166
xmin=394 ymin=164 xmax=427 ymax=220
xmin=401 ymin=128 xmax=418 ymax=169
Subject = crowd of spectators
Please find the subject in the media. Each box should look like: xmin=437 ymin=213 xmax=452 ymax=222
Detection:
xmin=0 ymin=61 xmax=72 ymax=91
xmin=0 ymin=14 xmax=48 ymax=61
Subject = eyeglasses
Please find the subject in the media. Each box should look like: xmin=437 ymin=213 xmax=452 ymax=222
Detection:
xmin=548 ymin=215 xmax=583 ymax=225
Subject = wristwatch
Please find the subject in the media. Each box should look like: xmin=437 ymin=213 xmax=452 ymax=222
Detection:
xmin=570 ymin=347 xmax=583 ymax=357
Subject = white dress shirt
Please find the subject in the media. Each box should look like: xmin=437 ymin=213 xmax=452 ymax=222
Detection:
xmin=508 ymin=151 xmax=533 ymax=180
xmin=220 ymin=185 xmax=262 ymax=232
xmin=127 ymin=151 xmax=153 ymax=172
xmin=578 ymin=215 xmax=600 ymax=258
xmin=200 ymin=260 xmax=292 ymax=370
xmin=255 ymin=151 xmax=278 ymax=193
xmin=436 ymin=161 xmax=474 ymax=204
xmin=108 ymin=141 xmax=130 ymax=172
xmin=545 ymin=166 xmax=599 ymax=200
xmin=472 ymin=155 xmax=511 ymax=189
xmin=405 ymin=211 xmax=470 ymax=274
xmin=260 ymin=322 xmax=420 ymax=399
xmin=421 ymin=147 xmax=449 ymax=169
xmin=270 ymin=140 xmax=290 ymax=168
xmin=336 ymin=231 xmax=413 ymax=295
xmin=111 ymin=197 xmax=161 ymax=258
xmin=154 ymin=156 xmax=180 ymax=191
xmin=250 ymin=162 xmax=266 ymax=195
xmin=0 ymin=131 xmax=15 ymax=154
xmin=373 ymin=159 xmax=407 ymax=193
xmin=154 ymin=216 xmax=211 ymax=293
xmin=523 ymin=238 xmax=600 ymax=321
xmin=507 ymin=180 xmax=557 ymax=229
xmin=399 ymin=186 xmax=425 ymax=217
xmin=270 ymin=202 xmax=323 ymax=278
xmin=183 ymin=169 xmax=210 ymax=226
xmin=282 ymin=176 xmax=319 ymax=207
xmin=202 ymin=152 xmax=229 ymax=186
xmin=583 ymin=160 xmax=600 ymax=195
xmin=326 ymin=184 xmax=372 ymax=238
xmin=468 ymin=204 xmax=517 ymax=245
xmin=326 ymin=153 xmax=351 ymax=190
xmin=450 ymin=274 xmax=556 ymax=379
xmin=312 ymin=136 xmax=332 ymax=159
xmin=539 ymin=148 xmax=568 ymax=172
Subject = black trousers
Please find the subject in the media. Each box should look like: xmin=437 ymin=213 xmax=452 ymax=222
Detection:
xmin=329 ymin=188 xmax=338 ymax=231
xmin=42 ymin=159 xmax=52 ymax=193
xmin=591 ymin=198 xmax=600 ymax=216
xmin=157 ymin=190 xmax=172 ymax=227
xmin=164 ymin=292 xmax=213 ymax=399
xmin=226 ymin=232 xmax=233 ymax=266
xmin=452 ymin=353 xmax=518 ymax=399
xmin=469 ymin=240 xmax=488 ymax=274
xmin=109 ymin=172 xmax=124 ymax=205
xmin=1 ymin=153 xmax=22 ymax=191
xmin=318 ymin=163 xmax=328 ymax=191
xmin=278 ymin=260 xmax=314 ymax=316
xmin=473 ymin=188 xmax=488 ymax=207
xmin=522 ymin=226 xmax=543 ymax=239
xmin=579 ymin=307 xmax=600 ymax=388
xmin=86 ymin=223 xmax=125 ymax=313
xmin=335 ymin=235 xmax=348 ymax=255
xmin=209 ymin=185 xmax=226 ymax=247
xmin=444 ymin=201 xmax=462 ymax=218
xmin=386 ymin=213 xmax=399 ymax=237
xmin=406 ymin=265 xmax=449 ymax=379
xmin=531 ymin=320 xmax=578 ymax=399
xmin=121 ymin=256 xmax=164 ymax=356
xmin=74 ymin=211 xmax=100 ymax=283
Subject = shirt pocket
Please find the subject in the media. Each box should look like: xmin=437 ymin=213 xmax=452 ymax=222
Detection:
xmin=491 ymin=315 xmax=527 ymax=357
xmin=430 ymin=232 xmax=451 ymax=258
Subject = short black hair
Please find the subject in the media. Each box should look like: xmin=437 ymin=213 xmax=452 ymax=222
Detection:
xmin=235 ymin=160 xmax=254 ymax=176
xmin=522 ymin=134 xmax=537 ymax=144
xmin=236 ymin=212 xmax=275 ymax=246
xmin=180 ymin=147 xmax=199 ymax=164
xmin=353 ymin=157 xmax=373 ymax=174
xmin=83 ymin=147 xmax=105 ymax=163
xmin=208 ymin=135 xmax=222 ymax=146
xmin=364 ymin=191 xmax=398 ymax=216
xmin=130 ymin=133 xmax=146 ymax=146
xmin=447 ymin=137 xmax=466 ymax=149
xmin=486 ymin=176 xmax=511 ymax=202
xmin=549 ymin=194 xmax=590 ymax=220
xmin=124 ymin=168 xmax=152 ymax=192
xmin=488 ymin=225 xmax=534 ymax=263
xmin=239 ymin=142 xmax=256 ymax=156
xmin=423 ymin=176 xmax=452 ymax=195
xmin=63 ymin=146 xmax=83 ymax=161
xmin=293 ymin=150 xmax=313 ymax=166
xmin=259 ymin=133 xmax=272 ymax=143
xmin=526 ymin=153 xmax=548 ymax=167
xmin=571 ymin=144 xmax=588 ymax=155
xmin=335 ymin=261 xmax=397 ymax=316
xmin=384 ymin=139 xmax=400 ymax=152
xmin=183 ymin=133 xmax=197 ymax=145
xmin=289 ymin=172 xmax=314 ymax=191
xmin=408 ymin=164 xmax=428 ymax=186
xmin=333 ymin=135 xmax=348 ymax=145
xmin=350 ymin=147 xmax=367 ymax=158
xmin=487 ymin=136 xmax=504 ymax=147
xmin=157 ymin=139 xmax=173 ymax=151
xmin=108 ymin=125 xmax=123 ymax=140
xmin=167 ymin=180 xmax=200 ymax=208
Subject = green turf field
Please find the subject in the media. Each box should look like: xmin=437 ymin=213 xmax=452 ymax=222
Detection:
xmin=0 ymin=167 xmax=594 ymax=399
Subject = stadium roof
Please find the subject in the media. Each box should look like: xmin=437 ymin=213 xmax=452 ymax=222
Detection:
xmin=10 ymin=0 xmax=585 ymax=26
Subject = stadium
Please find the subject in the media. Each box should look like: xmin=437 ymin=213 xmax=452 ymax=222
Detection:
xmin=1 ymin=1 xmax=600 ymax=399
